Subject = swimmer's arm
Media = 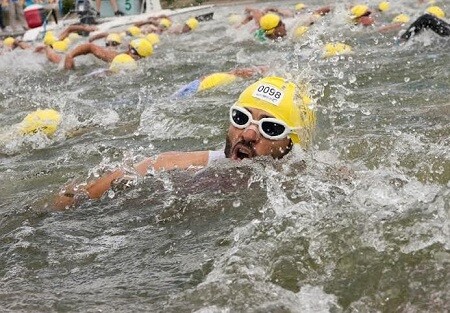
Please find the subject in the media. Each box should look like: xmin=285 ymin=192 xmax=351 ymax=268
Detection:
xmin=378 ymin=23 xmax=402 ymax=33
xmin=314 ymin=6 xmax=332 ymax=16
xmin=14 ymin=39 xmax=32 ymax=50
xmin=64 ymin=43 xmax=118 ymax=69
xmin=263 ymin=7 xmax=294 ymax=18
xmin=88 ymin=32 xmax=109 ymax=42
xmin=34 ymin=45 xmax=60 ymax=63
xmin=229 ymin=65 xmax=269 ymax=78
xmin=45 ymin=46 xmax=62 ymax=63
xmin=53 ymin=151 xmax=210 ymax=209
xmin=134 ymin=18 xmax=159 ymax=27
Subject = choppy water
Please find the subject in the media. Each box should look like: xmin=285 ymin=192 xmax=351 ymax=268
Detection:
xmin=1 ymin=0 xmax=449 ymax=312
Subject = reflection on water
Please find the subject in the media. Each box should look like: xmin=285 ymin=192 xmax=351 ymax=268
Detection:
xmin=1 ymin=0 xmax=449 ymax=311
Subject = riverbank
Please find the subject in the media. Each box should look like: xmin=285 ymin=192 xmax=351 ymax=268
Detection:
xmin=161 ymin=0 xmax=259 ymax=9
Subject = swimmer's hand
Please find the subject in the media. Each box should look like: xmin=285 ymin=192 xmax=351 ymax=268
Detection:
xmin=64 ymin=54 xmax=75 ymax=70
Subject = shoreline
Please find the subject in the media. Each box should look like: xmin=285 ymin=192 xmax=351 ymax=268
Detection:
xmin=161 ymin=0 xmax=259 ymax=9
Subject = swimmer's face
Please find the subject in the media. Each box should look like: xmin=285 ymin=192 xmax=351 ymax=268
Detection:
xmin=266 ymin=22 xmax=287 ymax=39
xmin=225 ymin=107 xmax=292 ymax=160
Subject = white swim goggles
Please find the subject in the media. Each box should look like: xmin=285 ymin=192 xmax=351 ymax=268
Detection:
xmin=229 ymin=105 xmax=298 ymax=141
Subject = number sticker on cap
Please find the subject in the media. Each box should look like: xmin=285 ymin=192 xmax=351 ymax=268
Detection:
xmin=252 ymin=83 xmax=283 ymax=105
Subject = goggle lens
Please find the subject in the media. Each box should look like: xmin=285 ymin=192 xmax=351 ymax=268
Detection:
xmin=261 ymin=121 xmax=286 ymax=137
xmin=230 ymin=106 xmax=292 ymax=140
xmin=231 ymin=108 xmax=249 ymax=126
xmin=106 ymin=41 xmax=120 ymax=47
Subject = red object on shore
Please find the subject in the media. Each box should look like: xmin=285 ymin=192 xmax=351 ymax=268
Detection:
xmin=24 ymin=4 xmax=46 ymax=28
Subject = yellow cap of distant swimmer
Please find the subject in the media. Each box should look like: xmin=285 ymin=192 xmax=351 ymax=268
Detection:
xmin=145 ymin=33 xmax=160 ymax=45
xmin=228 ymin=14 xmax=242 ymax=25
xmin=19 ymin=109 xmax=61 ymax=136
xmin=185 ymin=17 xmax=199 ymax=30
xmin=3 ymin=37 xmax=15 ymax=47
xmin=350 ymin=5 xmax=369 ymax=18
xmin=323 ymin=42 xmax=352 ymax=58
xmin=159 ymin=18 xmax=172 ymax=29
xmin=426 ymin=6 xmax=445 ymax=18
xmin=127 ymin=26 xmax=141 ymax=37
xmin=106 ymin=33 xmax=122 ymax=44
xmin=130 ymin=38 xmax=153 ymax=57
xmin=235 ymin=76 xmax=316 ymax=145
xmin=260 ymin=13 xmax=280 ymax=34
xmin=293 ymin=26 xmax=309 ymax=38
xmin=68 ymin=32 xmax=81 ymax=41
xmin=109 ymin=53 xmax=138 ymax=72
xmin=43 ymin=31 xmax=57 ymax=46
xmin=198 ymin=72 xmax=237 ymax=91
xmin=52 ymin=40 xmax=68 ymax=53
xmin=378 ymin=1 xmax=390 ymax=12
xmin=392 ymin=14 xmax=410 ymax=24
xmin=295 ymin=3 xmax=306 ymax=11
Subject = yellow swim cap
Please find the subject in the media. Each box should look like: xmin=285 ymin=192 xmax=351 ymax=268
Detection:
xmin=68 ymin=32 xmax=81 ymax=41
xmin=130 ymin=38 xmax=153 ymax=58
xmin=350 ymin=5 xmax=370 ymax=18
xmin=109 ymin=53 xmax=138 ymax=72
xmin=145 ymin=33 xmax=160 ymax=45
xmin=260 ymin=13 xmax=281 ymax=34
xmin=185 ymin=17 xmax=199 ymax=30
xmin=234 ymin=76 xmax=316 ymax=145
xmin=127 ymin=26 xmax=141 ymax=37
xmin=323 ymin=42 xmax=353 ymax=58
xmin=19 ymin=109 xmax=61 ymax=136
xmin=3 ymin=37 xmax=15 ymax=48
xmin=43 ymin=31 xmax=57 ymax=46
xmin=52 ymin=40 xmax=69 ymax=53
xmin=426 ymin=6 xmax=445 ymax=19
xmin=227 ymin=14 xmax=242 ymax=25
xmin=159 ymin=18 xmax=172 ymax=29
xmin=293 ymin=26 xmax=309 ymax=39
xmin=106 ymin=33 xmax=122 ymax=45
xmin=378 ymin=1 xmax=390 ymax=12
xmin=295 ymin=3 xmax=306 ymax=11
xmin=392 ymin=14 xmax=410 ymax=24
xmin=198 ymin=72 xmax=237 ymax=91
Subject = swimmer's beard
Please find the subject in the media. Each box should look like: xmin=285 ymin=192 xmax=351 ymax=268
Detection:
xmin=224 ymin=134 xmax=293 ymax=160
xmin=224 ymin=135 xmax=255 ymax=160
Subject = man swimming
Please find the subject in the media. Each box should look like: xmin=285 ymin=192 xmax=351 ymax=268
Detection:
xmin=63 ymin=37 xmax=153 ymax=70
xmin=52 ymin=76 xmax=316 ymax=209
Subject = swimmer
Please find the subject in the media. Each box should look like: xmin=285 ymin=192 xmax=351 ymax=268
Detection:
xmin=350 ymin=4 xmax=376 ymax=27
xmin=253 ymin=12 xmax=287 ymax=41
xmin=52 ymin=76 xmax=316 ymax=209
xmin=88 ymin=32 xmax=124 ymax=49
xmin=64 ymin=37 xmax=153 ymax=70
xmin=172 ymin=65 xmax=269 ymax=98
xmin=400 ymin=6 xmax=449 ymax=41
xmin=168 ymin=17 xmax=199 ymax=34
xmin=0 ymin=109 xmax=61 ymax=148
xmin=133 ymin=15 xmax=172 ymax=34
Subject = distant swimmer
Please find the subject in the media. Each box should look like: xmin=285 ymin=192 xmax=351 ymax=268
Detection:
xmin=172 ymin=65 xmax=269 ymax=98
xmin=64 ymin=38 xmax=153 ymax=70
xmin=349 ymin=4 xmax=375 ymax=27
xmin=400 ymin=6 xmax=449 ymax=41
xmin=168 ymin=17 xmax=199 ymax=34
xmin=0 ymin=109 xmax=61 ymax=150
xmin=51 ymin=76 xmax=317 ymax=210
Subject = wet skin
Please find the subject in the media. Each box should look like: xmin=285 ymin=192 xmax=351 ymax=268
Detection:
xmin=225 ymin=107 xmax=292 ymax=160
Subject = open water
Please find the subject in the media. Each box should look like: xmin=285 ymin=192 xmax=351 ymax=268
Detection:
xmin=0 ymin=0 xmax=449 ymax=312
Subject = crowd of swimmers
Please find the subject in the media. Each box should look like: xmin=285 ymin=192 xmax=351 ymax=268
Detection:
xmin=0 ymin=1 xmax=448 ymax=209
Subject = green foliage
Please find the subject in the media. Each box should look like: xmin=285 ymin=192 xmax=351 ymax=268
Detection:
xmin=61 ymin=0 xmax=74 ymax=15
